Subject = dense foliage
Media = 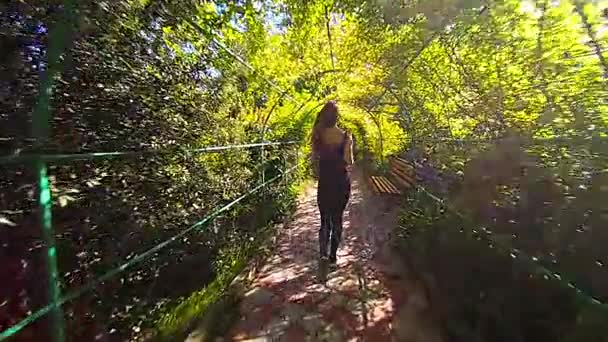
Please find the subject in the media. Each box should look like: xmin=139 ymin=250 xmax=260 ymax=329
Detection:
xmin=1 ymin=0 xmax=607 ymax=340
xmin=0 ymin=1 xmax=315 ymax=340
xmin=398 ymin=185 xmax=608 ymax=342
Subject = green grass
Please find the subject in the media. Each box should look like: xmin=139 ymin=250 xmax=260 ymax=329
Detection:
xmin=154 ymin=259 xmax=245 ymax=341
xmin=151 ymin=174 xmax=309 ymax=341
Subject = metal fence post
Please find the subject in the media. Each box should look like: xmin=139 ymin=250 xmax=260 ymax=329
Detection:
xmin=37 ymin=161 xmax=64 ymax=342
xmin=29 ymin=1 xmax=75 ymax=340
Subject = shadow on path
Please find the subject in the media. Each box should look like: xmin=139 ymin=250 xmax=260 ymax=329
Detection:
xmin=211 ymin=170 xmax=443 ymax=342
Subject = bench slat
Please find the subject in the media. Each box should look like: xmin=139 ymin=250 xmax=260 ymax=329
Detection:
xmin=376 ymin=177 xmax=391 ymax=194
xmin=369 ymin=155 xmax=418 ymax=196
xmin=371 ymin=176 xmax=389 ymax=194
xmin=391 ymin=166 xmax=415 ymax=184
xmin=371 ymin=176 xmax=400 ymax=194
xmin=390 ymin=171 xmax=413 ymax=189
xmin=390 ymin=164 xmax=414 ymax=178
xmin=389 ymin=174 xmax=409 ymax=189
xmin=390 ymin=158 xmax=415 ymax=175
xmin=380 ymin=177 xmax=399 ymax=194
xmin=370 ymin=176 xmax=382 ymax=193
xmin=393 ymin=156 xmax=413 ymax=167
xmin=392 ymin=156 xmax=413 ymax=169
xmin=378 ymin=176 xmax=400 ymax=194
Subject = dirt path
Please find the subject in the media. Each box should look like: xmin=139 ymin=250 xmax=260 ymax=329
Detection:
xmin=203 ymin=171 xmax=443 ymax=341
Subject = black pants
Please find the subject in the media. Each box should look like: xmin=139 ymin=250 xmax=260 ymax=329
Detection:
xmin=317 ymin=182 xmax=350 ymax=260
xmin=319 ymin=208 xmax=344 ymax=259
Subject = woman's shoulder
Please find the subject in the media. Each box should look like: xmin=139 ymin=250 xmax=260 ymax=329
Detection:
xmin=333 ymin=127 xmax=351 ymax=136
xmin=322 ymin=126 xmax=342 ymax=136
xmin=336 ymin=127 xmax=352 ymax=140
xmin=321 ymin=127 xmax=346 ymax=144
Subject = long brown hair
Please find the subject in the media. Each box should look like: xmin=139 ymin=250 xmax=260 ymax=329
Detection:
xmin=311 ymin=101 xmax=339 ymax=154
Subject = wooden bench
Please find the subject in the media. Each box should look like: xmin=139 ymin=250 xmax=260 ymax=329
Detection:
xmin=369 ymin=156 xmax=417 ymax=195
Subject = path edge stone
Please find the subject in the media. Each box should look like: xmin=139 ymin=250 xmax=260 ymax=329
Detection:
xmin=181 ymin=216 xmax=290 ymax=342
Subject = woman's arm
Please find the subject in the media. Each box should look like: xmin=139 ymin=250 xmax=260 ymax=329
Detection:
xmin=310 ymin=148 xmax=320 ymax=178
xmin=344 ymin=133 xmax=354 ymax=166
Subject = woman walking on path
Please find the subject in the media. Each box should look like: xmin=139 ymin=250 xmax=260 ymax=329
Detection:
xmin=311 ymin=101 xmax=353 ymax=265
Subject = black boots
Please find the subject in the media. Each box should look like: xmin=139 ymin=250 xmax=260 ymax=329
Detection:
xmin=329 ymin=239 xmax=338 ymax=264
xmin=319 ymin=211 xmax=342 ymax=265
xmin=320 ymin=233 xmax=338 ymax=263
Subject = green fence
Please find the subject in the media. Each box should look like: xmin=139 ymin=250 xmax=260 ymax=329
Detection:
xmin=0 ymin=141 xmax=300 ymax=341
xmin=0 ymin=0 xmax=312 ymax=339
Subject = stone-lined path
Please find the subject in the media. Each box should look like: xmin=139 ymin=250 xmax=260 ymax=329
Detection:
xmin=193 ymin=171 xmax=443 ymax=341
